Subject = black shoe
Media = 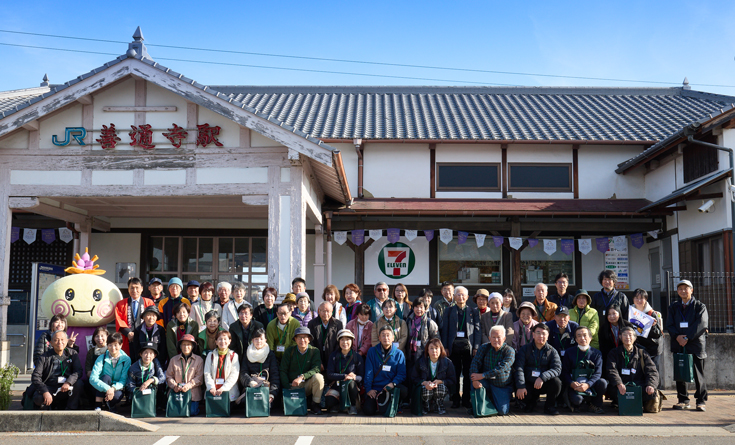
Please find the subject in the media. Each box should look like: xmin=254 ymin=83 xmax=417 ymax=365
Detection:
xmin=461 ymin=400 xmax=472 ymax=409
xmin=311 ymin=406 xmax=322 ymax=415
xmin=522 ymin=403 xmax=536 ymax=413
xmin=451 ymin=400 xmax=461 ymax=409
xmin=588 ymin=405 xmax=605 ymax=414
xmin=544 ymin=407 xmax=560 ymax=416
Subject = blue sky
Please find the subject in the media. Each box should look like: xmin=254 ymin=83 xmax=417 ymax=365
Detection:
xmin=1 ymin=1 xmax=734 ymax=95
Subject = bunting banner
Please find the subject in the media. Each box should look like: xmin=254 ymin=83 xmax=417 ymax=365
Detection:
xmin=493 ymin=236 xmax=504 ymax=247
xmin=543 ymin=239 xmax=557 ymax=256
xmin=23 ymin=228 xmax=37 ymax=245
xmin=351 ymin=229 xmax=365 ymax=246
xmin=10 ymin=227 xmax=19 ymax=243
xmin=333 ymin=231 xmax=347 ymax=245
xmin=404 ymin=229 xmax=417 ymax=241
xmin=58 ymin=227 xmax=73 ymax=243
xmin=560 ymin=239 xmax=574 ymax=255
xmin=613 ymin=235 xmax=627 ymax=251
xmin=424 ymin=230 xmax=434 ymax=242
xmin=596 ymin=237 xmax=609 ymax=253
xmin=369 ymin=229 xmax=383 ymax=241
xmin=439 ymin=228 xmax=453 ymax=245
xmin=528 ymin=238 xmax=539 ymax=249
xmin=475 ymin=233 xmax=486 ymax=248
xmin=578 ymin=238 xmax=592 ymax=255
xmin=387 ymin=228 xmax=400 ymax=243
xmin=509 ymin=237 xmax=523 ymax=250
xmin=630 ymin=233 xmax=644 ymax=249
xmin=457 ymin=231 xmax=468 ymax=245
xmin=648 ymin=230 xmax=659 ymax=239
xmin=41 ymin=229 xmax=56 ymax=244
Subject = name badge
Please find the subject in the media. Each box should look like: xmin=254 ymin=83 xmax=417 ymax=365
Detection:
xmin=457 ymin=331 xmax=466 ymax=338
xmin=382 ymin=365 xmax=391 ymax=372
xmin=531 ymin=370 xmax=541 ymax=378
xmin=277 ymin=346 xmax=285 ymax=352
xmin=680 ymin=322 xmax=689 ymax=329
xmin=57 ymin=377 xmax=67 ymax=384
xmin=141 ymin=388 xmax=152 ymax=395
xmin=392 ymin=342 xmax=399 ymax=350
xmin=560 ymin=350 xmax=565 ymax=356
xmin=216 ymin=378 xmax=225 ymax=385
xmin=631 ymin=368 xmax=636 ymax=374
xmin=602 ymin=310 xmax=606 ymax=316
xmin=621 ymin=369 xmax=631 ymax=375
xmin=415 ymin=341 xmax=421 ymax=348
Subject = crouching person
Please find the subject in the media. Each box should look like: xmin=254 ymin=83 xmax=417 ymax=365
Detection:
xmin=325 ymin=329 xmax=364 ymax=415
xmin=29 ymin=330 xmax=83 ymax=410
xmin=606 ymin=326 xmax=659 ymax=410
xmin=126 ymin=342 xmax=166 ymax=414
xmin=280 ymin=326 xmax=325 ymax=415
xmin=514 ymin=323 xmax=562 ymax=415
xmin=363 ymin=325 xmax=408 ymax=416
xmin=469 ymin=326 xmax=515 ymax=415
xmin=90 ymin=332 xmax=131 ymax=412
xmin=561 ymin=326 xmax=607 ymax=414
xmin=203 ymin=330 xmax=240 ymax=409
xmin=165 ymin=334 xmax=204 ymax=416
xmin=412 ymin=338 xmax=456 ymax=414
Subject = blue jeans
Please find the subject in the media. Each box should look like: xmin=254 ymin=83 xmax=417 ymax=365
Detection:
xmin=480 ymin=380 xmax=512 ymax=415
xmin=95 ymin=375 xmax=123 ymax=408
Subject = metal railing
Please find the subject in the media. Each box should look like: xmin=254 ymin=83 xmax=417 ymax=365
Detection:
xmin=666 ymin=271 xmax=735 ymax=333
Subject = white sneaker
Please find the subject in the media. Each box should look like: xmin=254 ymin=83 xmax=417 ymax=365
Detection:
xmin=348 ymin=406 xmax=358 ymax=415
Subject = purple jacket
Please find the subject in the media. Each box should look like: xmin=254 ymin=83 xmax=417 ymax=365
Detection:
xmin=292 ymin=309 xmax=317 ymax=327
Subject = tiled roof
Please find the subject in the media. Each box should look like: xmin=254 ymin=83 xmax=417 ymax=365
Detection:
xmin=210 ymin=86 xmax=735 ymax=142
xmin=0 ymin=87 xmax=50 ymax=116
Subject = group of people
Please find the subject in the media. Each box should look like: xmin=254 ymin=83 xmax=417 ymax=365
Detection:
xmin=27 ymin=271 xmax=708 ymax=417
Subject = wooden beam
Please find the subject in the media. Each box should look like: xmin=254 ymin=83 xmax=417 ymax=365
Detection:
xmin=103 ymin=106 xmax=176 ymax=112
xmin=8 ymin=197 xmax=110 ymax=231
xmin=242 ymin=195 xmax=268 ymax=206
xmin=572 ymin=145 xmax=579 ymax=199
xmin=76 ymin=95 xmax=93 ymax=105
xmin=511 ymin=220 xmax=521 ymax=299
xmin=501 ymin=144 xmax=508 ymax=198
xmin=21 ymin=121 xmax=38 ymax=131
xmin=429 ymin=144 xmax=436 ymax=199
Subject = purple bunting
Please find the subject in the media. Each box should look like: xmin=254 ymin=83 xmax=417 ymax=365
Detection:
xmin=630 ymin=233 xmax=644 ymax=249
xmin=351 ymin=230 xmax=364 ymax=246
xmin=596 ymin=237 xmax=609 ymax=253
xmin=10 ymin=227 xmax=19 ymax=243
xmin=387 ymin=228 xmax=400 ymax=243
xmin=457 ymin=231 xmax=468 ymax=245
xmin=41 ymin=229 xmax=56 ymax=244
xmin=560 ymin=239 xmax=574 ymax=255
xmin=424 ymin=230 xmax=434 ymax=242
xmin=493 ymin=236 xmax=504 ymax=247
xmin=528 ymin=238 xmax=538 ymax=248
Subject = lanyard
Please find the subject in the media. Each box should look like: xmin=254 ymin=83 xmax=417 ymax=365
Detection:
xmin=180 ymin=356 xmax=191 ymax=380
xmin=339 ymin=351 xmax=353 ymax=374
xmin=523 ymin=324 xmax=532 ymax=345
xmin=197 ymin=303 xmax=206 ymax=324
xmin=296 ymin=349 xmax=308 ymax=374
xmin=266 ymin=307 xmax=275 ymax=323
xmin=143 ymin=364 xmax=151 ymax=382
xmin=457 ymin=307 xmax=467 ymax=331
xmin=623 ymin=348 xmax=631 ymax=369
xmin=59 ymin=356 xmax=68 ymax=377
xmin=602 ymin=290 xmax=614 ymax=309
xmin=536 ymin=302 xmax=546 ymax=320
xmin=533 ymin=347 xmax=541 ymax=368
xmin=575 ymin=347 xmax=588 ymax=366
xmin=279 ymin=324 xmax=289 ymax=345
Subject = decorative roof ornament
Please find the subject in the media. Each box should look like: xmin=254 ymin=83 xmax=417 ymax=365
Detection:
xmin=65 ymin=247 xmax=106 ymax=275
xmin=40 ymin=74 xmax=49 ymax=87
xmin=683 ymin=77 xmax=691 ymax=90
xmin=127 ymin=26 xmax=152 ymax=61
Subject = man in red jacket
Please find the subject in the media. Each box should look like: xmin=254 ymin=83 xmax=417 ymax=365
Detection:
xmin=115 ymin=277 xmax=154 ymax=354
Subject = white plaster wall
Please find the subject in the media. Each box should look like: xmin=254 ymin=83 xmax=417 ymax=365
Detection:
xmin=198 ymin=107 xmax=239 ymax=147
xmin=92 ymin=78 xmax=135 ymax=151
xmin=578 ymin=145 xmax=646 ymax=199
xmin=671 ymin=234 xmax=680 ymax=274
xmin=644 ymin=161 xmax=677 ymax=202
xmin=90 ymin=232 xmax=141 ymax=289
xmin=305 ymin=233 xmax=316 ymax=289
xmin=39 ymin=103 xmax=83 ymax=150
xmin=251 ymin=131 xmax=285 ymax=148
xmin=580 ymin=239 xmax=650 ymax=291
xmin=146 ymin=83 xmax=188 ymax=147
xmin=331 ymin=241 xmax=355 ymax=288
xmin=676 ymin=181 xmax=730 ymax=240
xmin=0 ymin=129 xmax=28 ymax=149
xmin=108 ymin=218 xmax=268 ymax=229
xmin=363 ymin=143 xmax=430 ymax=198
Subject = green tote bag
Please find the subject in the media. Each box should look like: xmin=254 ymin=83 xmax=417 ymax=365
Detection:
xmin=166 ymin=390 xmax=191 ymax=417
xmin=618 ymin=383 xmax=643 ymax=416
xmin=131 ymin=387 xmax=157 ymax=418
xmin=283 ymin=388 xmax=308 ymax=416
xmin=410 ymin=384 xmax=423 ymax=416
xmin=470 ymin=386 xmax=498 ymax=418
xmin=674 ymin=346 xmax=695 ymax=383
xmin=339 ymin=382 xmax=352 ymax=411
xmin=381 ymin=386 xmax=402 ymax=418
xmin=205 ymin=391 xmax=231 ymax=417
xmin=245 ymin=386 xmax=270 ymax=418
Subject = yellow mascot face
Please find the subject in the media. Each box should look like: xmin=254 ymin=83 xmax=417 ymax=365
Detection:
xmin=41 ymin=274 xmax=122 ymax=327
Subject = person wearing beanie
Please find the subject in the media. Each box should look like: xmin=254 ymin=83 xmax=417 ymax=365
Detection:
xmin=157 ymin=277 xmax=191 ymax=328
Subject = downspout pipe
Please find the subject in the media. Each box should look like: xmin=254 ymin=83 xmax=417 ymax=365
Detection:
xmin=687 ymin=135 xmax=735 ymax=332
xmin=354 ymin=139 xmax=363 ymax=199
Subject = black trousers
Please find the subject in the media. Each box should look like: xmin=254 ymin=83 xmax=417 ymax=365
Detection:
xmin=325 ymin=380 xmax=359 ymax=409
xmin=450 ymin=346 xmax=472 ymax=403
xmin=363 ymin=384 xmax=408 ymax=416
xmin=33 ymin=380 xmax=83 ymax=410
xmin=676 ymin=356 xmax=708 ymax=405
xmin=567 ymin=379 xmax=608 ymax=408
xmin=524 ymin=377 xmax=562 ymax=409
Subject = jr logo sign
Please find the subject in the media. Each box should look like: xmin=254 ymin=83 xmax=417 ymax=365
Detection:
xmin=377 ymin=242 xmax=416 ymax=279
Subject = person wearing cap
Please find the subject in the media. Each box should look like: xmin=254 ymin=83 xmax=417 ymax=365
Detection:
xmin=254 ymin=287 xmax=279 ymax=328
xmin=292 ymin=292 xmax=318 ymax=327
xmin=229 ymin=304 xmax=264 ymax=360
xmin=441 ymin=285 xmax=481 ymax=409
xmin=513 ymin=323 xmax=562 ymax=415
xmin=480 ymin=292 xmax=515 ymax=346
xmin=363 ymin=325 xmax=408 ymax=416
xmin=592 ymin=269 xmax=630 ymax=320
xmin=282 ymin=293 xmax=298 ymax=313
xmin=346 ymin=303 xmax=374 ymax=357
xmin=366 ymin=282 xmax=393 ymax=323
xmin=126 ymin=341 xmax=166 ymax=409
xmin=545 ymin=306 xmax=578 ymax=358
xmin=191 ymin=281 xmax=220 ymax=332
xmin=323 ymin=285 xmax=348 ymax=326
xmin=404 ymin=296 xmax=439 ymax=381
xmin=203 ymin=330 xmax=241 ymax=404
xmin=606 ymin=326 xmax=659 ymax=410
xmin=666 ymin=279 xmax=708 ymax=411
xmin=309 ymin=301 xmax=344 ymax=369
xmin=131 ymin=305 xmax=167 ymax=364
xmin=325 ymin=329 xmax=365 ymax=414
xmin=221 ymin=281 xmax=252 ymax=330
xmin=532 ymin=283 xmax=557 ymax=323
xmin=166 ymin=302 xmax=200 ymax=361
xmin=186 ymin=280 xmax=200 ymax=304
xmin=561 ymin=326 xmax=607 ymax=414
xmin=569 ymin=290 xmax=600 ymax=349
xmin=549 ymin=272 xmax=573 ymax=308
xmin=90 ymin=332 xmax=131 ymax=412
xmin=469 ymin=325 xmax=515 ymax=415
xmin=512 ymin=302 xmax=539 ymax=351
xmin=412 ymin=337 xmax=456 ymax=414
xmin=197 ymin=310 xmax=225 ymax=359
xmin=239 ymin=328 xmax=280 ymax=404
xmin=371 ymin=299 xmax=408 ymax=353
xmin=280 ymin=326 xmax=325 ymax=415
xmin=266 ymin=303 xmax=301 ymax=363
xmin=147 ymin=277 xmax=165 ymax=303
xmin=165 ymin=334 xmax=204 ymax=416
xmin=599 ymin=304 xmax=634 ymax=369
xmin=115 ymin=277 xmax=154 ymax=355
xmin=157 ymin=278 xmax=191 ymax=328
xmin=474 ymin=289 xmax=490 ymax=315
xmin=29 ymin=330 xmax=83 ymax=410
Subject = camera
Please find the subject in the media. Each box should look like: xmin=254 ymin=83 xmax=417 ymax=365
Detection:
xmin=698 ymin=200 xmax=715 ymax=213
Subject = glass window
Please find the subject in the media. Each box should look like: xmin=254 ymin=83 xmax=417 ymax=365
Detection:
xmin=182 ymin=238 xmax=198 ymax=272
xmin=198 ymin=238 xmax=213 ymax=273
xmin=520 ymin=243 xmax=574 ymax=285
xmin=218 ymin=238 xmax=233 ymax=272
xmin=252 ymin=238 xmax=267 ymax=273
xmin=149 ymin=237 xmax=163 ymax=271
xmin=438 ymin=237 xmax=502 ymax=284
xmin=508 ymin=164 xmax=572 ymax=191
xmin=235 ymin=238 xmax=250 ymax=273
xmin=436 ymin=163 xmax=500 ymax=191
xmin=163 ymin=237 xmax=179 ymax=272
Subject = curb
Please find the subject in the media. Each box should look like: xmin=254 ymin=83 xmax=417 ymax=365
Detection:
xmin=0 ymin=411 xmax=159 ymax=432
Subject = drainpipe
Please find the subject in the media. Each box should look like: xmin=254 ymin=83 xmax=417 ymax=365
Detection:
xmin=687 ymin=135 xmax=735 ymax=332
xmin=354 ymin=139 xmax=363 ymax=199
xmin=325 ymin=212 xmax=333 ymax=286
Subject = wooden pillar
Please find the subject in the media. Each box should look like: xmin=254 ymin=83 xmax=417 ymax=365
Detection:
xmin=511 ymin=219 xmax=522 ymax=299
xmin=572 ymin=145 xmax=579 ymax=199
xmin=313 ymin=224 xmax=325 ymax=301
xmin=75 ymin=218 xmax=92 ymax=251
xmin=267 ymin=165 xmax=282 ymax=292
xmin=347 ymin=238 xmax=375 ymax=291
xmin=0 ymin=171 xmax=11 ymax=365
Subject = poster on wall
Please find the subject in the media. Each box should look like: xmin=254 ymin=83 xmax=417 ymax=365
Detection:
xmin=364 ymin=236 xmax=429 ymax=285
xmin=604 ymin=237 xmax=629 ymax=290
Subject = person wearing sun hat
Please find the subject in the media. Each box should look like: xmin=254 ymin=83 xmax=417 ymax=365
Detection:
xmin=280 ymin=326 xmax=324 ymax=415
xmin=569 ymin=289 xmax=600 ymax=349
xmin=324 ymin=328 xmax=364 ymax=414
xmin=282 ymin=293 xmax=298 ymax=312
xmin=166 ymin=333 xmax=205 ymax=415
xmin=157 ymin=277 xmax=191 ymax=328
xmin=512 ymin=301 xmax=539 ymax=351
xmin=126 ymin=341 xmax=166 ymax=408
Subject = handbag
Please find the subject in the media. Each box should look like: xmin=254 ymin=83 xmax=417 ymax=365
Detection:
xmin=245 ymin=386 xmax=270 ymax=418
xmin=339 ymin=381 xmax=352 ymax=411
xmin=643 ymin=389 xmax=667 ymax=413
xmin=470 ymin=386 xmax=498 ymax=418
xmin=205 ymin=390 xmax=231 ymax=417
xmin=410 ymin=384 xmax=423 ymax=416
xmin=282 ymin=387 xmax=308 ymax=416
xmin=618 ymin=383 xmax=643 ymax=416
xmin=378 ymin=385 xmax=401 ymax=418
xmin=166 ymin=389 xmax=191 ymax=417
xmin=131 ymin=387 xmax=157 ymax=418
xmin=572 ymin=366 xmax=597 ymax=397
xmin=673 ymin=346 xmax=695 ymax=383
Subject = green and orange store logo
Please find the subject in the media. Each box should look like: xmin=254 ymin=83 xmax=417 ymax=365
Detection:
xmin=378 ymin=242 xmax=416 ymax=279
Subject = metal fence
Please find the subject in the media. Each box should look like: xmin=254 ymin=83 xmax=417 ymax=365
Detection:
xmin=666 ymin=271 xmax=735 ymax=333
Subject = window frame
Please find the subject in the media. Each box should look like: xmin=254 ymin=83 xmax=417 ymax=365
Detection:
xmin=507 ymin=163 xmax=573 ymax=192
xmin=436 ymin=162 xmax=501 ymax=192
xmin=436 ymin=235 xmax=504 ymax=285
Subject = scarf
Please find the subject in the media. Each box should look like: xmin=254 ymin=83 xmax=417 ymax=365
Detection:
xmin=176 ymin=320 xmax=188 ymax=341
xmin=94 ymin=345 xmax=107 ymax=356
xmin=247 ymin=343 xmax=270 ymax=363
xmin=410 ymin=316 xmax=422 ymax=352
xmin=205 ymin=329 xmax=218 ymax=351
xmin=217 ymin=347 xmax=230 ymax=356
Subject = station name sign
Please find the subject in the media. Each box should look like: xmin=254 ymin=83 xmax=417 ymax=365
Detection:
xmin=51 ymin=123 xmax=223 ymax=149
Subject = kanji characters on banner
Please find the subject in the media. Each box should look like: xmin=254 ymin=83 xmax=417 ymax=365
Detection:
xmin=560 ymin=239 xmax=574 ymax=255
xmin=528 ymin=239 xmax=539 ymax=248
xmin=41 ymin=229 xmax=56 ymax=244
xmin=596 ymin=237 xmax=609 ymax=253
xmin=333 ymin=231 xmax=347 ymax=245
xmin=493 ymin=236 xmax=504 ymax=247
xmin=351 ymin=230 xmax=365 ymax=246
xmin=630 ymin=233 xmax=644 ymax=249
xmin=424 ymin=230 xmax=434 ymax=242
xmin=11 ymin=227 xmax=19 ymax=243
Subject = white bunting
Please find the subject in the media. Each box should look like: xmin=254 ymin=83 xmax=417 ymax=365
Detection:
xmin=404 ymin=229 xmax=417 ymax=241
xmin=475 ymin=233 xmax=486 ymax=248
xmin=509 ymin=237 xmax=523 ymax=250
xmin=613 ymin=236 xmax=627 ymax=251
xmin=333 ymin=231 xmax=347 ymax=245
xmin=578 ymin=239 xmax=592 ymax=255
xmin=23 ymin=228 xmax=37 ymax=245
xmin=369 ymin=229 xmax=383 ymax=241
xmin=648 ymin=230 xmax=659 ymax=239
xmin=58 ymin=227 xmax=74 ymax=244
xmin=439 ymin=228 xmax=453 ymax=245
xmin=543 ymin=239 xmax=557 ymax=256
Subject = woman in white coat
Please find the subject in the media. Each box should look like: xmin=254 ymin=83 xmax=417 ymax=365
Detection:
xmin=203 ymin=330 xmax=240 ymax=404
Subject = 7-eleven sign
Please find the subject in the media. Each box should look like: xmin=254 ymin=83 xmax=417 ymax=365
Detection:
xmin=377 ymin=242 xmax=416 ymax=279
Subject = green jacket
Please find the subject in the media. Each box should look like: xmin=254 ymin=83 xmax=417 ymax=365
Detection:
xmin=280 ymin=345 xmax=322 ymax=388
xmin=165 ymin=318 xmax=200 ymax=361
xmin=266 ymin=317 xmax=301 ymax=361
xmin=569 ymin=306 xmax=600 ymax=349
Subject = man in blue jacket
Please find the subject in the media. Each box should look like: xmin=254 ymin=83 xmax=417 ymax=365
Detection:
xmin=364 ymin=325 xmax=407 ymax=415
xmin=561 ymin=326 xmax=607 ymax=414
xmin=514 ymin=323 xmax=562 ymax=415
xmin=546 ymin=307 xmax=578 ymax=358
